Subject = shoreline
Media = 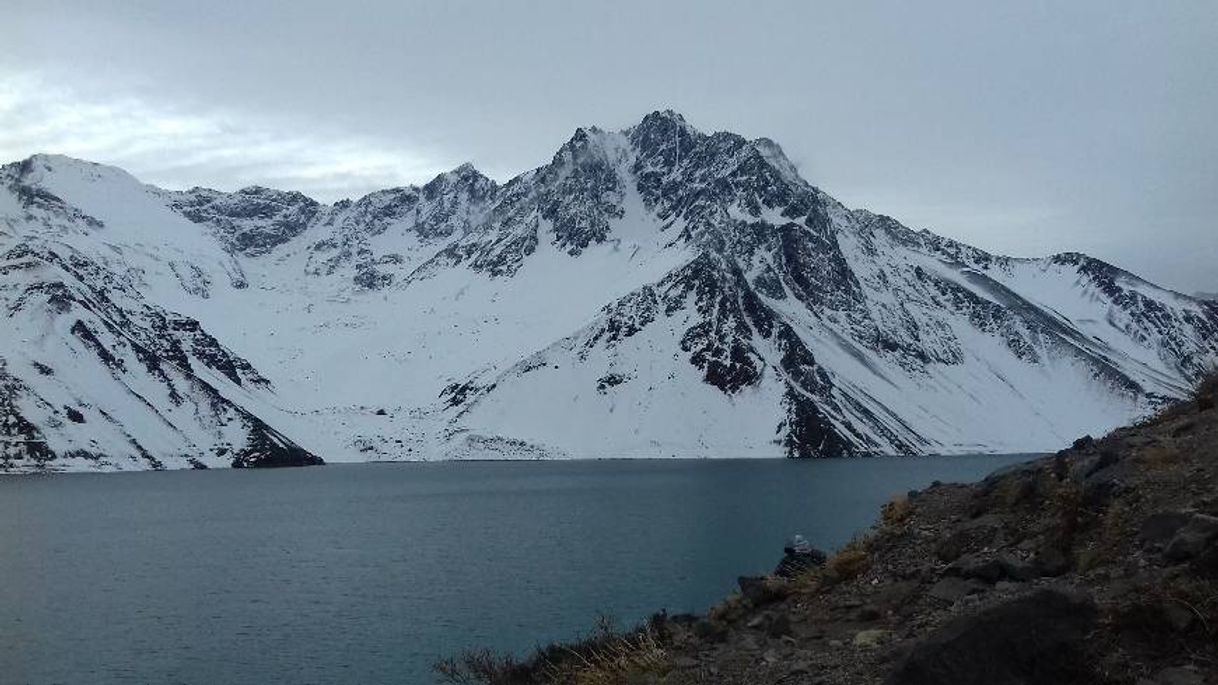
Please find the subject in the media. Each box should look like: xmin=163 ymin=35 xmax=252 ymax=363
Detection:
xmin=0 ymin=450 xmax=1048 ymax=476
xmin=439 ymin=376 xmax=1218 ymax=684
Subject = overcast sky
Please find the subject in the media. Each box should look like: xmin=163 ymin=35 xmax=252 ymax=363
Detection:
xmin=2 ymin=1 xmax=1215 ymax=292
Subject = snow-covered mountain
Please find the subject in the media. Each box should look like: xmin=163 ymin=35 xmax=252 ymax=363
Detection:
xmin=3 ymin=111 xmax=1216 ymax=471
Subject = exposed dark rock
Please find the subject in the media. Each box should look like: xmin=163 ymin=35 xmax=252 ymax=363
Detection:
xmin=1138 ymin=512 xmax=1194 ymax=552
xmin=765 ymin=613 xmax=792 ymax=639
xmin=692 ymin=619 xmax=727 ymax=643
xmin=945 ymin=554 xmax=1037 ymax=583
xmin=1139 ymin=666 xmax=1207 ymax=685
xmin=927 ymin=576 xmax=987 ymax=603
xmin=1033 ymin=547 xmax=1071 ymax=577
xmin=229 ymin=421 xmax=324 ymax=468
xmin=886 ymin=588 xmax=1098 ymax=685
xmin=737 ymin=576 xmax=783 ymax=606
xmin=946 ymin=554 xmax=1007 ymax=583
xmin=774 ymin=543 xmax=827 ymax=578
xmin=1163 ymin=514 xmax=1218 ymax=563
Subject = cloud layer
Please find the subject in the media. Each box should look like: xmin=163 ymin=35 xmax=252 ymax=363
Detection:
xmin=0 ymin=72 xmax=450 ymax=201
xmin=2 ymin=1 xmax=1215 ymax=292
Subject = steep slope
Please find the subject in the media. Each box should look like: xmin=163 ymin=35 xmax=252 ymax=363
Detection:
xmin=2 ymin=112 xmax=1215 ymax=469
xmin=437 ymin=113 xmax=1218 ymax=457
xmin=0 ymin=243 xmax=320 ymax=470
xmin=0 ymin=159 xmax=320 ymax=470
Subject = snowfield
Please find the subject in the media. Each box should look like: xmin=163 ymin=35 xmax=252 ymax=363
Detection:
xmin=2 ymin=112 xmax=1216 ymax=471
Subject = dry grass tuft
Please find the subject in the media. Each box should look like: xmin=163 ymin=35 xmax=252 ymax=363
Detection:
xmin=1136 ymin=444 xmax=1185 ymax=472
xmin=881 ymin=493 xmax=913 ymax=527
xmin=1194 ymin=368 xmax=1218 ymax=412
xmin=539 ymin=629 xmax=667 ymax=685
xmin=1047 ymin=480 xmax=1085 ymax=555
xmin=435 ymin=615 xmax=668 ymax=685
xmin=434 ymin=648 xmax=529 ymax=685
xmin=707 ymin=593 xmax=749 ymax=624
xmin=1076 ymin=499 xmax=1134 ymax=573
xmin=822 ymin=537 xmax=872 ymax=586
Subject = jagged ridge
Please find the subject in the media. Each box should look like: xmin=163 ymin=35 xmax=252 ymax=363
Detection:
xmin=1 ymin=111 xmax=1215 ymax=469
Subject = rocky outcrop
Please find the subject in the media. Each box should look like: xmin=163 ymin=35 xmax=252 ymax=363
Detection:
xmin=887 ymin=588 xmax=1098 ymax=685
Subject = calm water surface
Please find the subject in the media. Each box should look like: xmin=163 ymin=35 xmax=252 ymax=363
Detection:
xmin=0 ymin=455 xmax=1034 ymax=684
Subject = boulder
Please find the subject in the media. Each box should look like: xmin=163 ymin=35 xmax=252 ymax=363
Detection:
xmin=997 ymin=555 xmax=1040 ymax=582
xmin=946 ymin=554 xmax=1037 ymax=583
xmin=1163 ymin=514 xmax=1218 ymax=563
xmin=1138 ymin=512 xmax=1194 ymax=553
xmin=886 ymin=588 xmax=1098 ymax=685
xmin=737 ymin=576 xmax=784 ymax=606
xmin=773 ymin=546 xmax=827 ymax=578
xmin=947 ymin=554 xmax=1007 ymax=583
xmin=766 ymin=613 xmax=792 ymax=638
xmin=1032 ymin=547 xmax=1071 ymax=577
xmin=692 ymin=619 xmax=728 ymax=643
xmin=1058 ymin=448 xmax=1132 ymax=505
xmin=927 ymin=576 xmax=987 ymax=603
xmin=1139 ymin=666 xmax=1207 ymax=685
xmin=854 ymin=629 xmax=890 ymax=648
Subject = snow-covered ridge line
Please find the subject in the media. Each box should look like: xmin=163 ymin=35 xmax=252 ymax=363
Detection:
xmin=2 ymin=110 xmax=1216 ymax=471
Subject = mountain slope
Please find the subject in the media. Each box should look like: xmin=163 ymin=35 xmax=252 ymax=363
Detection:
xmin=2 ymin=113 xmax=1215 ymax=470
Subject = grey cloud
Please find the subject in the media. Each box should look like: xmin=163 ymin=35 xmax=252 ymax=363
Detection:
xmin=2 ymin=0 xmax=1214 ymax=291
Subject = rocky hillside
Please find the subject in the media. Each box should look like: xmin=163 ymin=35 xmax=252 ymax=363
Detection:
xmin=2 ymin=112 xmax=1217 ymax=470
xmin=444 ymin=375 xmax=1218 ymax=684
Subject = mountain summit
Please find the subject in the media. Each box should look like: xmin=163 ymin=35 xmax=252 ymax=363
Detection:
xmin=3 ymin=112 xmax=1216 ymax=470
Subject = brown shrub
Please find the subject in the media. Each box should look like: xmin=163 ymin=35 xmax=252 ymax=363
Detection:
xmin=1137 ymin=444 xmax=1184 ymax=472
xmin=1076 ymin=499 xmax=1133 ymax=573
xmin=1047 ymin=480 xmax=1085 ymax=554
xmin=881 ymin=493 xmax=913 ymax=527
xmin=539 ymin=629 xmax=667 ymax=685
xmin=822 ymin=538 xmax=872 ymax=586
xmin=435 ymin=615 xmax=668 ymax=685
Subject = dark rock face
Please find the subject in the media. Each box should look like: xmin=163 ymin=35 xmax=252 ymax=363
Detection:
xmin=0 ymin=243 xmax=318 ymax=470
xmin=737 ymin=576 xmax=785 ymax=606
xmin=540 ymin=128 xmax=625 ymax=255
xmin=1162 ymin=514 xmax=1218 ymax=564
xmin=887 ymin=588 xmax=1098 ymax=685
xmin=945 ymin=554 xmax=1039 ymax=584
xmin=927 ymin=576 xmax=987 ymax=603
xmin=1139 ymin=512 xmax=1195 ymax=553
xmin=173 ymin=186 xmax=321 ymax=256
xmin=773 ymin=546 xmax=828 ymax=579
xmin=229 ymin=420 xmax=324 ymax=468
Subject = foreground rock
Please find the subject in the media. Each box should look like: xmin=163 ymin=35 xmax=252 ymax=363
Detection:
xmin=887 ymin=588 xmax=1097 ymax=685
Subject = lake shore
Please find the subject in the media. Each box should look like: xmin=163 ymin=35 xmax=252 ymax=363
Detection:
xmin=441 ymin=374 xmax=1218 ymax=684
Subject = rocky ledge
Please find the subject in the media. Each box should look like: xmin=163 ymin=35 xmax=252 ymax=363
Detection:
xmin=438 ymin=374 xmax=1218 ymax=684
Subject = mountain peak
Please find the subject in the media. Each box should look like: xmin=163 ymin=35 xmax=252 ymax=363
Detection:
xmin=13 ymin=153 xmax=139 ymax=187
xmin=635 ymin=109 xmax=693 ymax=129
xmin=750 ymin=137 xmax=805 ymax=186
xmin=423 ymin=163 xmax=495 ymax=199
